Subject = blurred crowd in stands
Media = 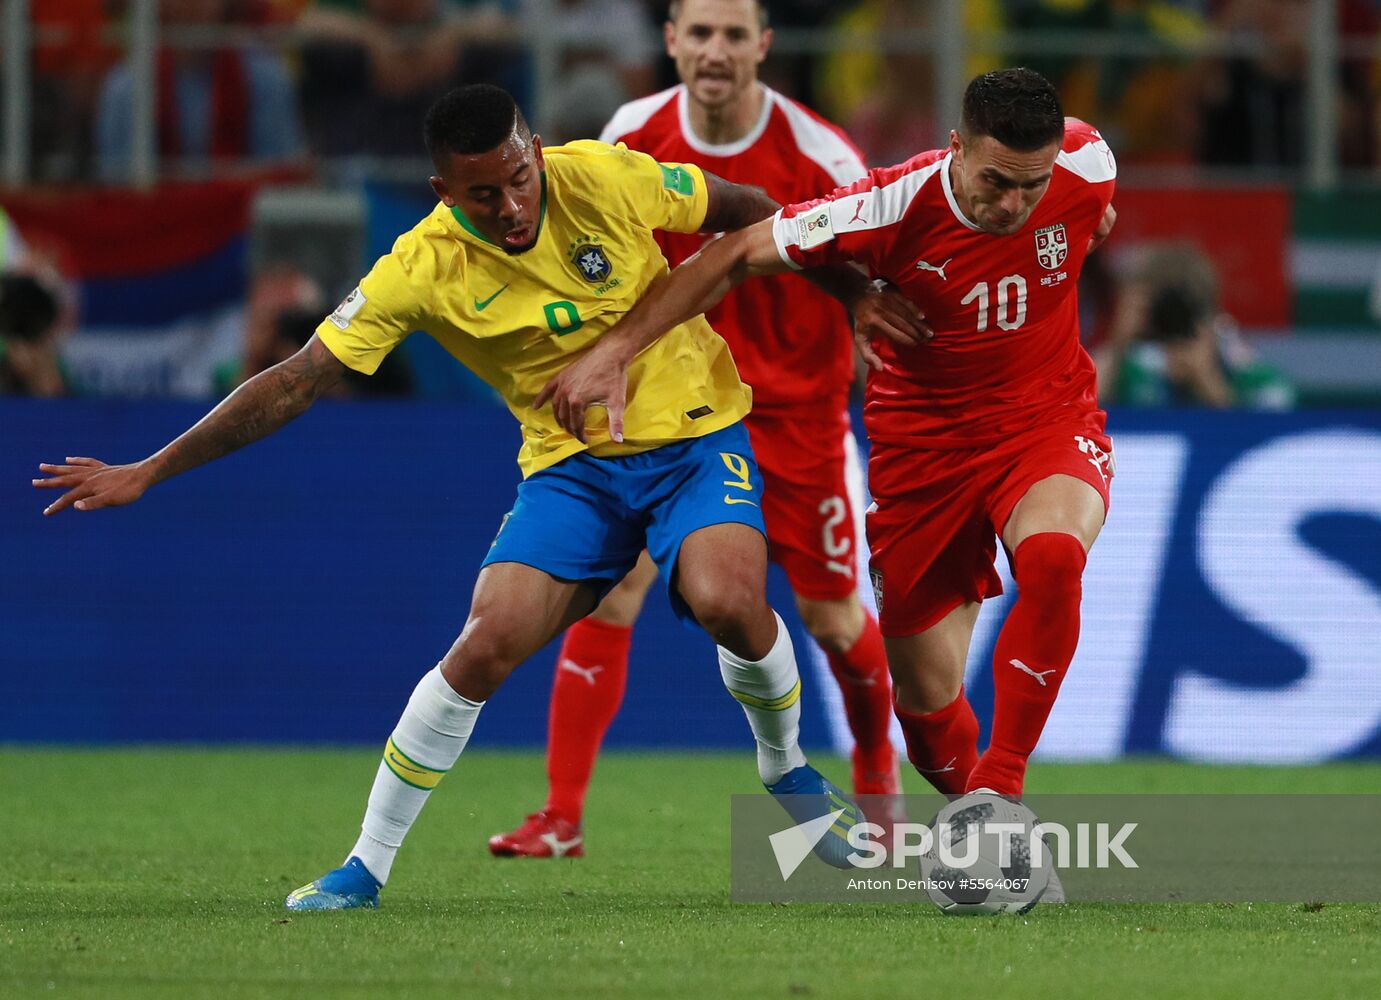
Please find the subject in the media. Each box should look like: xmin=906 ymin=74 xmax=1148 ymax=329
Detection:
xmin=19 ymin=0 xmax=1381 ymax=181
xmin=9 ymin=0 xmax=1374 ymax=405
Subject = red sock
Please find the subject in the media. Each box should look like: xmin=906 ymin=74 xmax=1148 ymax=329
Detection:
xmin=544 ymin=617 xmax=631 ymax=825
xmin=967 ymin=532 xmax=1086 ymax=797
xmin=823 ymin=614 xmax=895 ymax=776
xmin=894 ymin=687 xmax=980 ymax=795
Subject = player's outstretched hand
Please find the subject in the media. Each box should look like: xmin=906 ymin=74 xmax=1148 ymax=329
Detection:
xmin=534 ymin=343 xmax=629 ymax=445
xmin=851 ymin=282 xmax=932 ymax=371
xmin=33 ymin=457 xmax=152 ymax=516
xmin=1087 ymin=203 xmax=1116 ymax=254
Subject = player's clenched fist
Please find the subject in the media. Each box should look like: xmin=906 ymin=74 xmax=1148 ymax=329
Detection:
xmin=33 ymin=457 xmax=152 ymax=516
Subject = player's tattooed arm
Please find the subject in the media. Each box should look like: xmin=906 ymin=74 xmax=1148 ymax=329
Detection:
xmin=699 ymin=171 xmax=780 ymax=233
xmin=33 ymin=335 xmax=347 ymax=515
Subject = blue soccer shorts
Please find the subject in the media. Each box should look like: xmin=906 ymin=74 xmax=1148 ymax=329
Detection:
xmin=482 ymin=421 xmax=766 ymax=627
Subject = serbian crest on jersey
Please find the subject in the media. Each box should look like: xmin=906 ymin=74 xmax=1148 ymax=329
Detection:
xmin=1034 ymin=223 xmax=1068 ymax=270
xmin=569 ymin=238 xmax=613 ymax=284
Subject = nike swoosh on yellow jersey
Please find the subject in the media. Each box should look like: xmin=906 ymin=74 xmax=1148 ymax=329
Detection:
xmin=724 ymin=495 xmax=758 ymax=506
xmin=474 ymin=284 xmax=510 ymax=311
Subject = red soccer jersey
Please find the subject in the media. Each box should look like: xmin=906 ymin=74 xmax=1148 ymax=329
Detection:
xmin=601 ymin=85 xmax=867 ymax=412
xmin=771 ymin=120 xmax=1117 ymax=460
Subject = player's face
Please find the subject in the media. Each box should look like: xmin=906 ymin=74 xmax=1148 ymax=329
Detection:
xmin=950 ymin=131 xmax=1060 ymax=236
xmin=666 ymin=0 xmax=771 ymax=111
xmin=430 ymin=133 xmax=546 ymax=254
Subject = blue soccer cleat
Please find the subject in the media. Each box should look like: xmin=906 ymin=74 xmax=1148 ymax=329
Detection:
xmin=284 ymin=856 xmax=381 ymax=911
xmin=765 ymin=764 xmax=865 ymax=870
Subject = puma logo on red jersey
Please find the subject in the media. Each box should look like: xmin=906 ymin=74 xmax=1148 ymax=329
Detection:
xmin=915 ymin=257 xmax=952 ymax=281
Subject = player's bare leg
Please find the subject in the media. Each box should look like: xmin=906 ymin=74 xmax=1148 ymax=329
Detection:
xmin=886 ymin=602 xmax=983 ymax=795
xmin=439 ymin=563 xmax=602 ymax=700
xmin=966 ymin=474 xmax=1105 ymax=796
xmin=794 ymin=593 xmax=866 ymax=654
xmin=587 ymin=550 xmax=660 ymax=627
xmin=676 ymin=522 xmax=778 ymax=656
xmin=288 ymin=564 xmax=598 ymax=909
xmin=1001 ymin=474 xmax=1105 ymax=555
xmin=796 ymin=592 xmax=899 ymax=796
xmin=490 ymin=554 xmax=660 ymax=858
xmin=887 ymin=602 xmax=981 ymax=713
xmin=677 ymin=522 xmax=862 ymax=864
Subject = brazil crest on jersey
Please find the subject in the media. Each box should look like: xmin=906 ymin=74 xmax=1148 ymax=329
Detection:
xmin=315 ymin=140 xmax=752 ymax=477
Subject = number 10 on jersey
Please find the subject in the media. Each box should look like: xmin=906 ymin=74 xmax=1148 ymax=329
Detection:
xmin=960 ymin=275 xmax=1028 ymax=332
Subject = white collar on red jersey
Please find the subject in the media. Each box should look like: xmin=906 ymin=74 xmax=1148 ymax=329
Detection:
xmin=677 ymin=83 xmax=776 ymax=158
xmin=939 ymin=151 xmax=983 ymax=233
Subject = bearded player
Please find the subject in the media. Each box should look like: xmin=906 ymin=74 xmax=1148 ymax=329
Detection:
xmin=489 ymin=0 xmax=900 ymax=859
xmin=541 ymin=67 xmax=1118 ymax=802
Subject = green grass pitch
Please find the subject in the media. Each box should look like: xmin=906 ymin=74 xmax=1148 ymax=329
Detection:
xmin=3 ymin=749 xmax=1378 ymax=999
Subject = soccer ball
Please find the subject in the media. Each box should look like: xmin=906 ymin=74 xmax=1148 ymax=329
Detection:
xmin=919 ymin=791 xmax=1052 ymax=915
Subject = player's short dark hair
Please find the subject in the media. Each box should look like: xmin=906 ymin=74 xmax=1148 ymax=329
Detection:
xmin=0 ymin=274 xmax=59 ymax=343
xmin=668 ymin=0 xmax=768 ymax=30
xmin=424 ymin=85 xmax=532 ymax=166
xmin=960 ymin=68 xmax=1064 ymax=152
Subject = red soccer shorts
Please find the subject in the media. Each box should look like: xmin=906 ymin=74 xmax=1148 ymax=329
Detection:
xmin=745 ymin=407 xmax=865 ymax=602
xmin=865 ymin=413 xmax=1114 ymax=637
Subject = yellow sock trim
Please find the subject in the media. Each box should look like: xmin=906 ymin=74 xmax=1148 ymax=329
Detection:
xmin=727 ymin=678 xmax=801 ymax=712
xmin=382 ymin=737 xmax=447 ymax=791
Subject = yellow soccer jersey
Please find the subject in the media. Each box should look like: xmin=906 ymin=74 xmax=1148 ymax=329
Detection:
xmin=315 ymin=140 xmax=752 ymax=477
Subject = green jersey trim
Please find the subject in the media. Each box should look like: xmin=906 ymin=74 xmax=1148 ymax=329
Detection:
xmin=450 ymin=172 xmax=548 ymax=250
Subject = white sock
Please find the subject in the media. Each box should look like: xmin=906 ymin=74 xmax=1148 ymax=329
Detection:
xmin=718 ymin=611 xmax=808 ymax=785
xmin=348 ymin=666 xmax=483 ymax=885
